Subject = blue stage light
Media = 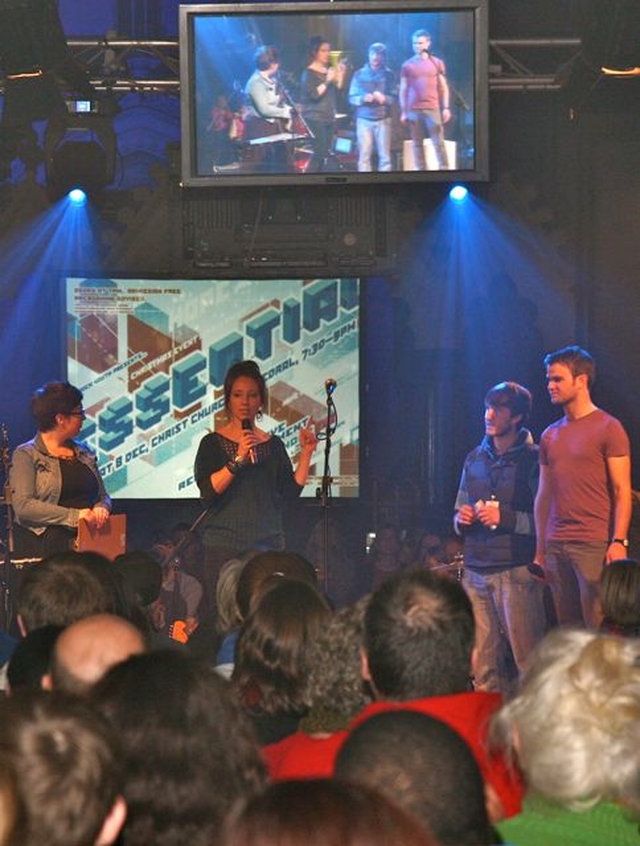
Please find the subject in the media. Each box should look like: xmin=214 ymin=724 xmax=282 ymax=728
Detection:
xmin=449 ymin=185 xmax=468 ymax=203
xmin=68 ymin=188 xmax=87 ymax=205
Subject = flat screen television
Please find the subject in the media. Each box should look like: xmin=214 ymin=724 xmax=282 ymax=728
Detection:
xmin=65 ymin=276 xmax=360 ymax=500
xmin=179 ymin=0 xmax=488 ymax=188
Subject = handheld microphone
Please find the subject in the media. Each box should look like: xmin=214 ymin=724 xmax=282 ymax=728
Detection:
xmin=325 ymin=378 xmax=337 ymax=396
xmin=241 ymin=418 xmax=256 ymax=464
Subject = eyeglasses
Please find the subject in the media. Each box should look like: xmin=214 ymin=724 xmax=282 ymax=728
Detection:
xmin=68 ymin=410 xmax=86 ymax=419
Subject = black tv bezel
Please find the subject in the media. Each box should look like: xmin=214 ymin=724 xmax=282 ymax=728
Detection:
xmin=179 ymin=0 xmax=489 ymax=188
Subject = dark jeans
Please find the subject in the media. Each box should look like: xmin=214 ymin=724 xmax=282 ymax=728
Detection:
xmin=545 ymin=540 xmax=607 ymax=628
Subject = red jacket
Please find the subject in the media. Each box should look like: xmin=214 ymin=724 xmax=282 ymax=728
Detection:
xmin=265 ymin=691 xmax=523 ymax=819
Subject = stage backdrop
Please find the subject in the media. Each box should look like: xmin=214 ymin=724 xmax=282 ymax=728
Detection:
xmin=65 ymin=277 xmax=360 ymax=498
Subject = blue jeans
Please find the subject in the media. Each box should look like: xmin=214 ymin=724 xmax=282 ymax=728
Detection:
xmin=356 ymin=117 xmax=392 ymax=172
xmin=409 ymin=109 xmax=448 ymax=169
xmin=463 ymin=564 xmax=547 ymax=694
xmin=545 ymin=540 xmax=607 ymax=628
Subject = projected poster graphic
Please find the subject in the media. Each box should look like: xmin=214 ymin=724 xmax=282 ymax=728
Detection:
xmin=65 ymin=278 xmax=360 ymax=499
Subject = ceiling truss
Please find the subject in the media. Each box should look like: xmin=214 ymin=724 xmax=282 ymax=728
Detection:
xmin=48 ymin=37 xmax=581 ymax=95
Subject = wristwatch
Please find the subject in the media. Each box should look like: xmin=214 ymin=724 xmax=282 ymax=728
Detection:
xmin=610 ymin=538 xmax=630 ymax=548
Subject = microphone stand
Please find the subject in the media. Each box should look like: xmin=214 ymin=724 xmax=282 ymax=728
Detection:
xmin=276 ymin=77 xmax=313 ymax=140
xmin=316 ymin=387 xmax=337 ymax=598
xmin=448 ymin=83 xmax=472 ymax=165
xmin=0 ymin=424 xmax=14 ymax=633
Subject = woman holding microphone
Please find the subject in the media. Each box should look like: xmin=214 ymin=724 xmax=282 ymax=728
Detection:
xmin=194 ymin=360 xmax=318 ymax=608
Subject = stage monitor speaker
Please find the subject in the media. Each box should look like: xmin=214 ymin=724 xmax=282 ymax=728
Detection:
xmin=182 ymin=188 xmax=398 ymax=277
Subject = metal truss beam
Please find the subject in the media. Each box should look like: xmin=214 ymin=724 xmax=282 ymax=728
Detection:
xmin=1 ymin=37 xmax=582 ymax=95
xmin=489 ymin=38 xmax=581 ymax=91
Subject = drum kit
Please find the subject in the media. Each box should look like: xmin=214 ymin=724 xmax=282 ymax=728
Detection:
xmin=429 ymin=551 xmax=465 ymax=582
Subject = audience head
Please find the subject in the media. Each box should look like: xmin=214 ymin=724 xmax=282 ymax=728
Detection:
xmin=0 ymin=753 xmax=18 ymax=846
xmin=601 ymin=558 xmax=640 ymax=634
xmin=113 ymin=550 xmax=163 ymax=608
xmin=48 ymin=613 xmax=147 ymax=695
xmin=6 ymin=624 xmax=63 ymax=693
xmin=222 ymin=779 xmax=438 ymax=846
xmin=154 ymin=523 xmax=206 ymax=582
xmin=336 ymin=711 xmax=496 ymax=845
xmin=217 ymin=556 xmax=245 ymax=634
xmin=369 ymin=524 xmax=401 ymax=559
xmin=16 ymin=551 xmax=114 ymax=635
xmin=363 ymin=568 xmax=475 ymax=700
xmin=31 ymin=381 xmax=83 ymax=432
xmin=0 ymin=689 xmax=125 ymax=846
xmin=92 ymin=650 xmax=266 ymax=846
xmin=233 ymin=579 xmax=331 ymax=717
xmin=301 ymin=596 xmax=372 ymax=732
xmin=491 ymin=628 xmax=640 ymax=812
xmin=235 ymin=550 xmax=318 ymax=621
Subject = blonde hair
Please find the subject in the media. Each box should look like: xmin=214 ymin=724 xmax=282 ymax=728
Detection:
xmin=491 ymin=628 xmax=640 ymax=812
xmin=216 ymin=558 xmax=245 ymax=635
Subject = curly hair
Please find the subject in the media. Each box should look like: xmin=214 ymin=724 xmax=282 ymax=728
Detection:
xmin=233 ymin=579 xmax=331 ymax=716
xmin=91 ymin=650 xmax=266 ymax=846
xmin=300 ymin=596 xmax=372 ymax=732
xmin=490 ymin=628 xmax=640 ymax=812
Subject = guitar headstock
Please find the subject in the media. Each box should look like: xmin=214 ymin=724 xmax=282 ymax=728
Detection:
xmin=0 ymin=425 xmax=9 ymax=471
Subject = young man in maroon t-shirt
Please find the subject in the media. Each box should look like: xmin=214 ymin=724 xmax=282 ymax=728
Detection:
xmin=534 ymin=345 xmax=632 ymax=627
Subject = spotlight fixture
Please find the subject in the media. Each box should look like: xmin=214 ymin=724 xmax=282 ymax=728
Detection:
xmin=558 ymin=0 xmax=640 ymax=115
xmin=0 ymin=0 xmax=70 ymax=124
xmin=449 ymin=185 xmax=468 ymax=203
xmin=44 ymin=112 xmax=117 ymax=202
xmin=68 ymin=188 xmax=87 ymax=205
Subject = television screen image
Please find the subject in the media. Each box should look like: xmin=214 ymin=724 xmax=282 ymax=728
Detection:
xmin=65 ymin=277 xmax=360 ymax=499
xmin=180 ymin=0 xmax=488 ymax=187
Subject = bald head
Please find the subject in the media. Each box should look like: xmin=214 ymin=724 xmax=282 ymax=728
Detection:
xmin=49 ymin=614 xmax=146 ymax=695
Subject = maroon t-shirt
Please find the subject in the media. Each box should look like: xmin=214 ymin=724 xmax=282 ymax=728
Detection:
xmin=401 ymin=54 xmax=446 ymax=111
xmin=539 ymin=408 xmax=630 ymax=542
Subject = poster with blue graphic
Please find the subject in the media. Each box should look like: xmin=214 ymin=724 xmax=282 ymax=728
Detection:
xmin=65 ymin=277 xmax=360 ymax=499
